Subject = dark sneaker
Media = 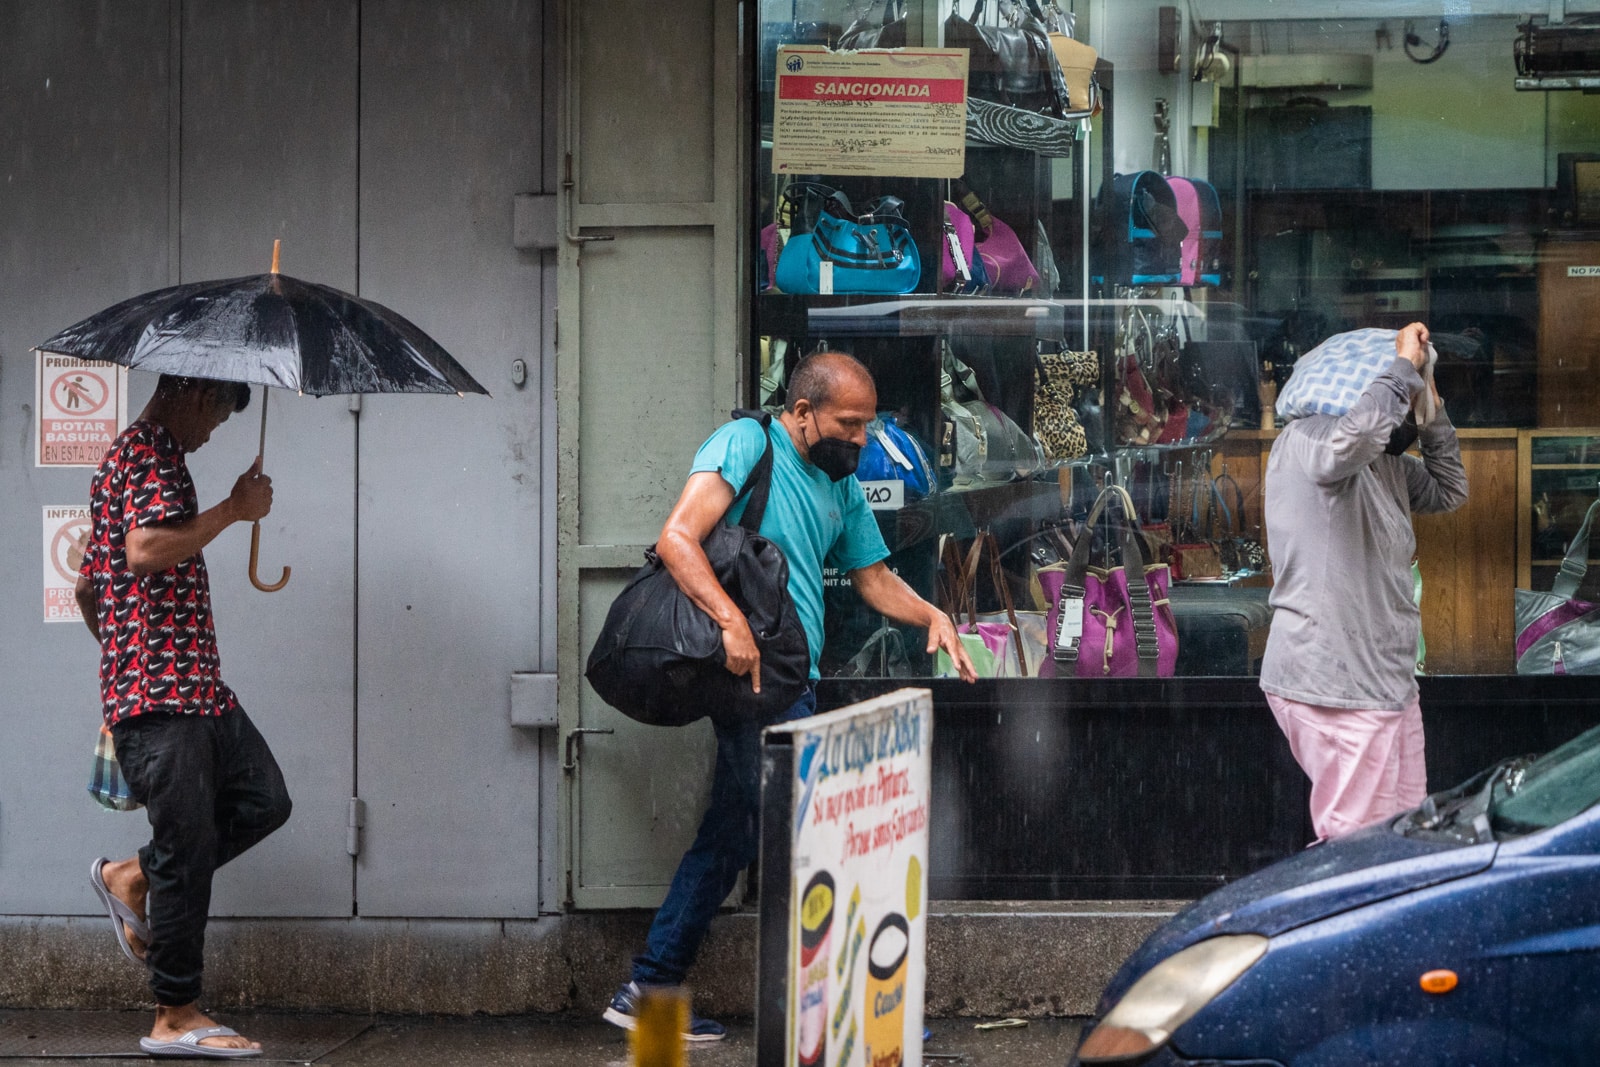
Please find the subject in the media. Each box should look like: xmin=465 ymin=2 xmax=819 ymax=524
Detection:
xmin=602 ymin=981 xmax=727 ymax=1043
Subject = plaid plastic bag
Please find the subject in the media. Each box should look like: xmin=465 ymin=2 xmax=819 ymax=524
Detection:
xmin=89 ymin=724 xmax=142 ymax=812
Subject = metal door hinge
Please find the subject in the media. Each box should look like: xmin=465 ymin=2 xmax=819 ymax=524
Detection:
xmin=346 ymin=797 xmax=366 ymax=857
xmin=562 ymin=727 xmax=615 ymax=772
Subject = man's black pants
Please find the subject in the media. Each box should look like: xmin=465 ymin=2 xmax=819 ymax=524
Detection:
xmin=112 ymin=708 xmax=292 ymax=1006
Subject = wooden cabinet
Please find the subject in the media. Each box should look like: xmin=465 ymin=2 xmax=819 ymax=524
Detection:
xmin=1537 ymin=236 xmax=1600 ymax=427
xmin=1518 ymin=429 xmax=1600 ymax=604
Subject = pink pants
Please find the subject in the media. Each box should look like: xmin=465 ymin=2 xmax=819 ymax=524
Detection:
xmin=1266 ymin=693 xmax=1427 ymax=842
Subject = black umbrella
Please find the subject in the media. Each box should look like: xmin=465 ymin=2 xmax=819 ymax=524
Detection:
xmin=36 ymin=241 xmax=489 ymax=592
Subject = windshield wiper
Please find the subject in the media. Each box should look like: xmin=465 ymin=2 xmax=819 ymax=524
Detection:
xmin=1408 ymin=755 xmax=1533 ymax=843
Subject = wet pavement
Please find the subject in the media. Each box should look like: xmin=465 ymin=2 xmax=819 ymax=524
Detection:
xmin=0 ymin=1010 xmax=1083 ymax=1065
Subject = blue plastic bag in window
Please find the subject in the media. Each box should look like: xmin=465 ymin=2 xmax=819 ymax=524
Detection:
xmin=858 ymin=414 xmax=937 ymax=499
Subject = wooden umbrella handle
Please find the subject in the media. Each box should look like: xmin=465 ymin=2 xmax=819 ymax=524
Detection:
xmin=249 ymin=522 xmax=291 ymax=592
xmin=248 ymin=383 xmax=290 ymax=592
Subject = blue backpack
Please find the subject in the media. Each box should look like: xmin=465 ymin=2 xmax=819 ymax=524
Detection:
xmin=1094 ymin=171 xmax=1186 ymax=287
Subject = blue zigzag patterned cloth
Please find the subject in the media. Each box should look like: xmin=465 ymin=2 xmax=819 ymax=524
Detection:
xmin=1276 ymin=328 xmax=1398 ymax=422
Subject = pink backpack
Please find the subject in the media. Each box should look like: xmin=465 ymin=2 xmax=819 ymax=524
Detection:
xmin=1166 ymin=176 xmax=1223 ymax=287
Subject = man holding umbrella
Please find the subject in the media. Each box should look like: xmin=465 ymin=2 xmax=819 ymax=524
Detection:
xmin=79 ymin=375 xmax=292 ymax=1059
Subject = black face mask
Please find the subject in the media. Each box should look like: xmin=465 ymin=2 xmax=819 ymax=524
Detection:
xmin=803 ymin=419 xmax=861 ymax=481
xmin=1385 ymin=413 xmax=1419 ymax=456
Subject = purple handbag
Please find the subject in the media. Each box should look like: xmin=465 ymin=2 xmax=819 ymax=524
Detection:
xmin=1038 ymin=485 xmax=1177 ymax=678
xmin=975 ymin=215 xmax=1042 ymax=295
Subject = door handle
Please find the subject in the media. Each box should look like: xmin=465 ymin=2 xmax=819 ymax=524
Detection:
xmin=562 ymin=153 xmax=614 ymax=246
xmin=563 ymin=727 xmax=615 ymax=772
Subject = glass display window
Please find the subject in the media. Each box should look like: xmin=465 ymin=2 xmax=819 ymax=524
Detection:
xmin=747 ymin=0 xmax=1600 ymax=681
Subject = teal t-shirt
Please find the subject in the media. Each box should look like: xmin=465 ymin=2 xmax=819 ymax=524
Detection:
xmin=691 ymin=417 xmax=889 ymax=679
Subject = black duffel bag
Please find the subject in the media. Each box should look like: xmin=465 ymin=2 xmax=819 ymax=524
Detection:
xmin=585 ymin=411 xmax=811 ymax=727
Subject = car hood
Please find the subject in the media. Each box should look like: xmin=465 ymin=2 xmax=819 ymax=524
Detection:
xmin=1098 ymin=823 xmax=1496 ymax=1011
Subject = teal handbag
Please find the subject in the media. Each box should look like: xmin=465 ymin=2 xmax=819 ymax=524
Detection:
xmin=774 ymin=197 xmax=921 ymax=295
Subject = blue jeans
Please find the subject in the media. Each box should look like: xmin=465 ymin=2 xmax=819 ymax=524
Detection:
xmin=632 ymin=687 xmax=816 ymax=987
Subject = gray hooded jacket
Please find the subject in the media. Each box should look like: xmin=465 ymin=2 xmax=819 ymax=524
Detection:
xmin=1259 ymin=358 xmax=1468 ymax=710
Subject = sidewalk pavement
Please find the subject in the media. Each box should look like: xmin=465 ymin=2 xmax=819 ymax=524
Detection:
xmin=0 ymin=1011 xmax=1083 ymax=1066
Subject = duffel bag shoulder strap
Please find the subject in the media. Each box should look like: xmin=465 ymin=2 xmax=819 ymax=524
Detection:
xmin=1054 ymin=484 xmax=1121 ymax=664
xmin=1554 ymin=496 xmax=1600 ymax=600
xmin=729 ymin=409 xmax=777 ymax=533
xmin=1108 ymin=484 xmax=1161 ymax=677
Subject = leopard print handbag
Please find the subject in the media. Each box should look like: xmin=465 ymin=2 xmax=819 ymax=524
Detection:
xmin=1034 ymin=347 xmax=1100 ymax=462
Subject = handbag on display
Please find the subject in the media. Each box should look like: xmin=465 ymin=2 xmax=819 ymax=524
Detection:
xmin=936 ymin=533 xmax=1029 ymax=677
xmin=941 ymin=202 xmax=990 ymax=293
xmin=1211 ymin=467 xmax=1267 ymax=574
xmin=88 ymin=724 xmax=142 ymax=812
xmin=585 ymin=411 xmax=811 ymax=726
xmin=944 ymin=0 xmax=1070 ymax=117
xmin=1038 ymin=485 xmax=1178 ymax=677
xmin=1166 ymin=176 xmax=1224 ymax=287
xmin=1181 ymin=340 xmax=1261 ymax=428
xmin=1095 ymin=172 xmax=1186 ymax=287
xmin=1033 ymin=347 xmax=1100 ymax=462
xmin=1113 ymin=305 xmax=1168 ymax=447
xmin=947 ymin=0 xmax=1083 ymax=153
xmin=773 ymin=185 xmax=921 ymax=295
xmin=1169 ymin=462 xmax=1226 ymax=580
xmin=975 ymin=215 xmax=1042 ymax=295
xmin=1515 ymin=496 xmax=1600 ymax=675
xmin=838 ymin=0 xmax=906 ymax=49
xmin=947 ymin=182 xmax=1041 ymax=295
xmin=940 ymin=341 xmax=1044 ymax=486
xmin=1039 ymin=4 xmax=1101 ymax=115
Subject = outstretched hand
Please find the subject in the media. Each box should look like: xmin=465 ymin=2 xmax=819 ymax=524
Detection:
xmin=927 ymin=611 xmax=977 ymax=683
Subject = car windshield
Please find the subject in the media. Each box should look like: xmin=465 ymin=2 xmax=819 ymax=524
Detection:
xmin=1490 ymin=724 xmax=1600 ymax=836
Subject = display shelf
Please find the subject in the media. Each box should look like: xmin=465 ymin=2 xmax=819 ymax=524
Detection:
xmin=1517 ymin=428 xmax=1600 ymax=592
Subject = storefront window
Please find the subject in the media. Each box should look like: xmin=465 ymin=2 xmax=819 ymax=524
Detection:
xmin=749 ymin=2 xmax=1600 ymax=680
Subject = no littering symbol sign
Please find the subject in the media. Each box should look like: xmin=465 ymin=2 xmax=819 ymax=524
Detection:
xmin=43 ymin=505 xmax=92 ymax=624
xmin=36 ymin=351 xmax=127 ymax=467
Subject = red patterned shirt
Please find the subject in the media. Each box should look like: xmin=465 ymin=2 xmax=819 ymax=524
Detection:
xmin=80 ymin=420 xmax=238 ymax=727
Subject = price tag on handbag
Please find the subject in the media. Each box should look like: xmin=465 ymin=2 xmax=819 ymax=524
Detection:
xmin=944 ymin=220 xmax=972 ymax=281
xmin=818 ymin=260 xmax=834 ymax=295
xmin=1054 ymin=595 xmax=1084 ymax=646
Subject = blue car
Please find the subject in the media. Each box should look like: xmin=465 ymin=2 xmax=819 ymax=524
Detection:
xmin=1072 ymin=723 xmax=1600 ymax=1066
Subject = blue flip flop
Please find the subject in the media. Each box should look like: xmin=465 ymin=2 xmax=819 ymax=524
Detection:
xmin=139 ymin=1026 xmax=262 ymax=1059
xmin=89 ymin=857 xmax=149 ymax=966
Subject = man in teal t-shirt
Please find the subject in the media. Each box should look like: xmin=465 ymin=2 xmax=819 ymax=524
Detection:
xmin=604 ymin=352 xmax=974 ymax=1041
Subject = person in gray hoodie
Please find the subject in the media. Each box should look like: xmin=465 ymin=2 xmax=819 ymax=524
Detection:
xmin=1260 ymin=322 xmax=1468 ymax=841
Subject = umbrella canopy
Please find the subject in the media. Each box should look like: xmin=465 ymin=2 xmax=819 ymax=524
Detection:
xmin=36 ymin=254 xmax=488 ymax=593
xmin=35 ymin=271 xmax=488 ymax=397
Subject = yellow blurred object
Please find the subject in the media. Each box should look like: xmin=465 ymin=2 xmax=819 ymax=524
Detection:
xmin=630 ymin=986 xmax=688 ymax=1067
